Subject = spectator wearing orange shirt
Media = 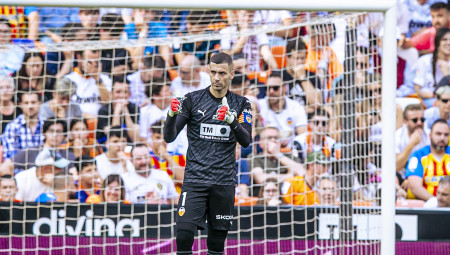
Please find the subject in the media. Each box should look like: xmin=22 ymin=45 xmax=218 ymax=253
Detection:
xmin=281 ymin=151 xmax=331 ymax=206
xmin=304 ymin=23 xmax=344 ymax=102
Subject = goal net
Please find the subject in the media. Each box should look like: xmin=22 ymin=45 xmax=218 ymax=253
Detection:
xmin=0 ymin=7 xmax=387 ymax=254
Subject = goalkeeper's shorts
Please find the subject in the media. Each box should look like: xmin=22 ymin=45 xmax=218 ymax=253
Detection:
xmin=176 ymin=183 xmax=235 ymax=231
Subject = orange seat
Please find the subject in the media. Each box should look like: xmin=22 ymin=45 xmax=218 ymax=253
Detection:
xmin=353 ymin=201 xmax=375 ymax=207
xmin=271 ymin=45 xmax=287 ymax=69
xmin=247 ymin=71 xmax=270 ymax=84
xmin=234 ymin=197 xmax=258 ymax=206
xmin=168 ymin=69 xmax=179 ymax=80
xmin=86 ymin=118 xmax=97 ymax=140
xmin=396 ymin=199 xmax=425 ymax=208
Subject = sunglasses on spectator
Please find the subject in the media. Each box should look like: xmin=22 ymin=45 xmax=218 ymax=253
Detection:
xmin=312 ymin=120 xmax=328 ymax=126
xmin=409 ymin=117 xmax=425 ymax=123
xmin=440 ymin=98 xmax=450 ymax=103
xmin=267 ymin=85 xmax=281 ymax=91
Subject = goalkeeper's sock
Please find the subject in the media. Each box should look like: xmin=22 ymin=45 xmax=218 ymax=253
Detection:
xmin=207 ymin=229 xmax=228 ymax=254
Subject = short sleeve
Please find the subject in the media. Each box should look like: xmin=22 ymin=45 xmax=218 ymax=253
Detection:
xmin=405 ymin=153 xmax=424 ymax=178
xmin=294 ymin=103 xmax=307 ymax=127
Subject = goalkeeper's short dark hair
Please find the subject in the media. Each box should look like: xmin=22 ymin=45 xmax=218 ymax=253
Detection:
xmin=210 ymin=52 xmax=233 ymax=67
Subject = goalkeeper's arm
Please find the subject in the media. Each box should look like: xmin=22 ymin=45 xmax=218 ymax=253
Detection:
xmin=164 ymin=96 xmax=189 ymax=143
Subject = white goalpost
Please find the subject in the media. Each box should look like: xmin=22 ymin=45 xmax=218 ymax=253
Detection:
xmin=0 ymin=0 xmax=397 ymax=254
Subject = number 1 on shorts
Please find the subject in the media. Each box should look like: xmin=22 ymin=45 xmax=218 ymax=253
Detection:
xmin=181 ymin=192 xmax=187 ymax=206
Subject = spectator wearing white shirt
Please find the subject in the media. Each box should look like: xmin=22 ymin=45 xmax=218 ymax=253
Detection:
xmin=65 ymin=49 xmax=112 ymax=117
xmin=170 ymin=55 xmax=210 ymax=97
xmin=127 ymin=55 xmax=167 ymax=106
xmin=258 ymin=71 xmax=307 ymax=148
xmin=397 ymin=104 xmax=430 ymax=175
xmin=424 ymin=85 xmax=450 ymax=129
xmin=94 ymin=127 xmax=134 ymax=179
xmin=139 ymin=81 xmax=172 ymax=140
xmin=413 ymin=28 xmax=450 ymax=108
xmin=252 ymin=10 xmax=293 ymax=45
xmin=15 ymin=148 xmax=70 ymax=202
xmin=122 ymin=143 xmax=178 ymax=204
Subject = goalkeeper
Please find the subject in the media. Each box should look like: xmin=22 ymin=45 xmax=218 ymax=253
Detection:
xmin=164 ymin=52 xmax=252 ymax=255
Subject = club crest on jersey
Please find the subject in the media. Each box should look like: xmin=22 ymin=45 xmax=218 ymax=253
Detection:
xmin=287 ymin=117 xmax=293 ymax=125
xmin=238 ymin=112 xmax=252 ymax=125
xmin=178 ymin=207 xmax=185 ymax=217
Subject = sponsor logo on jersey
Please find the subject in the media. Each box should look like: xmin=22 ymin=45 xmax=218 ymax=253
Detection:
xmin=408 ymin=157 xmax=418 ymax=172
xmin=200 ymin=123 xmax=231 ymax=140
xmin=216 ymin=215 xmax=233 ymax=220
xmin=178 ymin=207 xmax=185 ymax=217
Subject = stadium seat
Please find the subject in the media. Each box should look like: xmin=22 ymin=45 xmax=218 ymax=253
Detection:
xmin=86 ymin=118 xmax=97 ymax=140
xmin=396 ymin=199 xmax=425 ymax=208
xmin=247 ymin=71 xmax=270 ymax=84
xmin=168 ymin=69 xmax=179 ymax=80
xmin=271 ymin=45 xmax=287 ymax=69
xmin=234 ymin=197 xmax=258 ymax=206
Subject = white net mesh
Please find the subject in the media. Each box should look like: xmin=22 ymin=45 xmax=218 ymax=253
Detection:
xmin=0 ymin=7 xmax=388 ymax=254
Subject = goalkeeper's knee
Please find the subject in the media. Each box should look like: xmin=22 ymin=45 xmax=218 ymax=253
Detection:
xmin=207 ymin=228 xmax=228 ymax=254
xmin=176 ymin=222 xmax=196 ymax=254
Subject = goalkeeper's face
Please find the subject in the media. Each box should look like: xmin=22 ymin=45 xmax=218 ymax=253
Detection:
xmin=209 ymin=63 xmax=234 ymax=93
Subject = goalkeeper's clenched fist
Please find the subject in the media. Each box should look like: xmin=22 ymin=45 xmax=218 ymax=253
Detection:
xmin=217 ymin=97 xmax=235 ymax=124
xmin=168 ymin=97 xmax=183 ymax=117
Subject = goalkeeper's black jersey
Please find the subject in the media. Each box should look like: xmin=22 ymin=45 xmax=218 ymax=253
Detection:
xmin=164 ymin=87 xmax=252 ymax=185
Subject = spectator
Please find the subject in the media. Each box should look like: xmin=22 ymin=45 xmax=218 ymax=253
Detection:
xmin=220 ymin=10 xmax=278 ymax=72
xmin=74 ymin=156 xmax=101 ymax=203
xmin=65 ymin=49 xmax=112 ymax=117
xmin=406 ymin=119 xmax=450 ymax=201
xmin=127 ymin=55 xmax=168 ymax=106
xmin=250 ymin=127 xmax=304 ymax=193
xmin=0 ymin=6 xmax=39 ymax=40
xmin=94 ymin=127 xmax=134 ymax=180
xmin=14 ymin=148 xmax=70 ymax=202
xmin=424 ymin=176 xmax=450 ymax=207
xmin=317 ymin=176 xmax=339 ymax=206
xmin=39 ymin=78 xmax=82 ymax=123
xmin=305 ymin=22 xmax=344 ymax=102
xmin=97 ymin=77 xmax=140 ymax=143
xmin=0 ymin=75 xmax=22 ymax=134
xmin=252 ymin=10 xmax=293 ymax=44
xmin=424 ymin=85 xmax=450 ymax=129
xmin=121 ymin=143 xmax=178 ymax=204
xmin=170 ymin=55 xmax=211 ymax=97
xmin=173 ymin=10 xmax=220 ymax=65
xmin=258 ymin=71 xmax=307 ymax=148
xmin=17 ymin=52 xmax=53 ymax=102
xmin=61 ymin=118 xmax=103 ymax=158
xmin=293 ymin=108 xmax=340 ymax=163
xmin=0 ymin=18 xmax=25 ymax=76
xmin=283 ymin=39 xmax=322 ymax=114
xmin=403 ymin=2 xmax=450 ymax=54
xmin=397 ymin=104 xmax=430 ymax=174
xmin=402 ymin=0 xmax=445 ymax=37
xmin=78 ymin=8 xmax=100 ymax=40
xmin=53 ymin=171 xmax=76 ymax=202
xmin=139 ymin=81 xmax=172 ymax=140
xmin=37 ymin=7 xmax=80 ymax=43
xmin=124 ymin=9 xmax=171 ymax=65
xmin=45 ymin=22 xmax=87 ymax=79
xmin=99 ymin=13 xmax=132 ymax=76
xmin=0 ymin=175 xmax=19 ymax=202
xmin=256 ymin=178 xmax=283 ymax=206
xmin=229 ymin=72 xmax=250 ymax=97
xmin=413 ymin=28 xmax=450 ymax=108
xmin=101 ymin=174 xmax=127 ymax=203
xmin=148 ymin=121 xmax=186 ymax=187
xmin=2 ymin=89 xmax=44 ymax=160
xmin=281 ymin=151 xmax=330 ymax=206
xmin=5 ymin=118 xmax=75 ymax=174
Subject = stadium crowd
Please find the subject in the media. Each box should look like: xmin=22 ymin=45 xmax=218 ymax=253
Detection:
xmin=0 ymin=2 xmax=449 ymax=209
